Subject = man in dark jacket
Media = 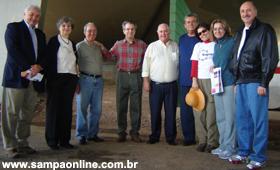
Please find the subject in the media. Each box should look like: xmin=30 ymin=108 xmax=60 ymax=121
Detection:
xmin=1 ymin=5 xmax=46 ymax=158
xmin=229 ymin=1 xmax=279 ymax=169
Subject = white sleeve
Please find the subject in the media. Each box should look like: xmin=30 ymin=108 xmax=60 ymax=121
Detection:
xmin=190 ymin=43 xmax=200 ymax=61
xmin=142 ymin=44 xmax=152 ymax=78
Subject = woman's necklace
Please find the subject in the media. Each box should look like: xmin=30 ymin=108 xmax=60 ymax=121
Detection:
xmin=60 ymin=34 xmax=69 ymax=45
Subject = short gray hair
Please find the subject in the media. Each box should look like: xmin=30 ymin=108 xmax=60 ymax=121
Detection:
xmin=184 ymin=13 xmax=199 ymax=23
xmin=83 ymin=22 xmax=97 ymax=33
xmin=56 ymin=16 xmax=74 ymax=30
xmin=121 ymin=21 xmax=137 ymax=30
xmin=24 ymin=5 xmax=41 ymax=15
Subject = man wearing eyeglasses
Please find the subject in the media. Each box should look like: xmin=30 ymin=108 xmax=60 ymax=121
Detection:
xmin=110 ymin=21 xmax=147 ymax=143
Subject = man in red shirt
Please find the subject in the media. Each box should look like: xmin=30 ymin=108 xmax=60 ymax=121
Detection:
xmin=110 ymin=21 xmax=147 ymax=142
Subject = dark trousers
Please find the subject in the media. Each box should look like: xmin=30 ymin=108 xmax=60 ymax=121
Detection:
xmin=149 ymin=81 xmax=178 ymax=142
xmin=180 ymin=85 xmax=195 ymax=143
xmin=116 ymin=71 xmax=142 ymax=136
xmin=45 ymin=74 xmax=78 ymax=146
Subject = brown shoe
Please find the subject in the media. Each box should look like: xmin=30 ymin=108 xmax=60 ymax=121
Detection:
xmin=117 ymin=135 xmax=126 ymax=142
xmin=196 ymin=143 xmax=207 ymax=152
xmin=131 ymin=135 xmax=142 ymax=143
xmin=6 ymin=148 xmax=21 ymax=159
xmin=18 ymin=146 xmax=37 ymax=154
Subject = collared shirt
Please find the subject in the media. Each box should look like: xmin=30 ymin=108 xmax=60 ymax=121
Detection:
xmin=110 ymin=39 xmax=147 ymax=71
xmin=57 ymin=35 xmax=77 ymax=75
xmin=76 ymin=39 xmax=103 ymax=75
xmin=142 ymin=40 xmax=179 ymax=83
xmin=24 ymin=20 xmax=38 ymax=59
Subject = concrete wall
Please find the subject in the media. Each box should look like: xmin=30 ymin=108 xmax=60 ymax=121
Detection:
xmin=0 ymin=0 xmax=41 ymax=100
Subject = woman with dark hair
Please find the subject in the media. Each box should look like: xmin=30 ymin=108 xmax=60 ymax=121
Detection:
xmin=210 ymin=19 xmax=236 ymax=160
xmin=45 ymin=16 xmax=78 ymax=150
xmin=190 ymin=23 xmax=219 ymax=153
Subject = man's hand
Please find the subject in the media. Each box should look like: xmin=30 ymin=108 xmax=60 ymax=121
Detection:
xmin=75 ymin=84 xmax=80 ymax=94
xmin=94 ymin=41 xmax=106 ymax=50
xmin=257 ymin=86 xmax=266 ymax=96
xmin=143 ymin=77 xmax=150 ymax=92
xmin=21 ymin=70 xmax=30 ymax=78
xmin=31 ymin=64 xmax=42 ymax=77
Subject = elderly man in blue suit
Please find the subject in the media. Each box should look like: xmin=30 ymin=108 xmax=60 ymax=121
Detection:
xmin=1 ymin=5 xmax=46 ymax=158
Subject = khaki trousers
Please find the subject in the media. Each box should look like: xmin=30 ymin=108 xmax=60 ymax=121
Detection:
xmin=1 ymin=83 xmax=38 ymax=150
xmin=193 ymin=79 xmax=219 ymax=146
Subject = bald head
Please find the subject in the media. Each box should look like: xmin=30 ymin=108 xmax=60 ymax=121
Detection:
xmin=157 ymin=23 xmax=170 ymax=44
xmin=240 ymin=1 xmax=257 ymax=27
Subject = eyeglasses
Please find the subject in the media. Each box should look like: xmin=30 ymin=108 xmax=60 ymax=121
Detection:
xmin=197 ymin=29 xmax=207 ymax=36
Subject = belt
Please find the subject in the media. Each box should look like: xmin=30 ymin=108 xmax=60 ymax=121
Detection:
xmin=152 ymin=80 xmax=177 ymax=85
xmin=80 ymin=72 xmax=102 ymax=78
xmin=118 ymin=69 xmax=140 ymax=74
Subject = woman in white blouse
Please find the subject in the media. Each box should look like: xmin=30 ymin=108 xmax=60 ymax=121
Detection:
xmin=190 ymin=23 xmax=218 ymax=153
xmin=45 ymin=16 xmax=78 ymax=150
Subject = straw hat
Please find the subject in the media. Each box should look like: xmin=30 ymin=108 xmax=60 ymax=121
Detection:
xmin=185 ymin=88 xmax=205 ymax=112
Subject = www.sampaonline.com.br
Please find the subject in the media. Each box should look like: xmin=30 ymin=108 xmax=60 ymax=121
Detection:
xmin=1 ymin=160 xmax=139 ymax=169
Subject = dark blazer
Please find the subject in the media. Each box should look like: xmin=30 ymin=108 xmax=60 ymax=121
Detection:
xmin=2 ymin=20 xmax=46 ymax=92
xmin=45 ymin=35 xmax=76 ymax=82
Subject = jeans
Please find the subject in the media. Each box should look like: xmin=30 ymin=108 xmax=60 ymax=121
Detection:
xmin=214 ymin=85 xmax=236 ymax=153
xmin=76 ymin=74 xmax=103 ymax=139
xmin=236 ymin=83 xmax=269 ymax=163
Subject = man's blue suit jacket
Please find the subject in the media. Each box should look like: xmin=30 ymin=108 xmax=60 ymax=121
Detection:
xmin=2 ymin=20 xmax=46 ymax=93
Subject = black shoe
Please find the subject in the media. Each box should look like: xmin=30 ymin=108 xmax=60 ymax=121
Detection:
xmin=49 ymin=145 xmax=59 ymax=150
xmin=6 ymin=148 xmax=21 ymax=159
xmin=146 ymin=139 xmax=159 ymax=144
xmin=196 ymin=143 xmax=207 ymax=152
xmin=79 ymin=137 xmax=87 ymax=145
xmin=167 ymin=141 xmax=177 ymax=146
xmin=60 ymin=143 xmax=75 ymax=149
xmin=117 ymin=135 xmax=127 ymax=142
xmin=183 ymin=141 xmax=196 ymax=146
xmin=88 ymin=136 xmax=104 ymax=142
xmin=17 ymin=146 xmax=37 ymax=154
xmin=205 ymin=144 xmax=217 ymax=153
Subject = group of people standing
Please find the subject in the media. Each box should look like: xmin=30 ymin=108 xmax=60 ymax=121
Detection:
xmin=181 ymin=1 xmax=278 ymax=170
xmin=1 ymin=1 xmax=279 ymax=170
